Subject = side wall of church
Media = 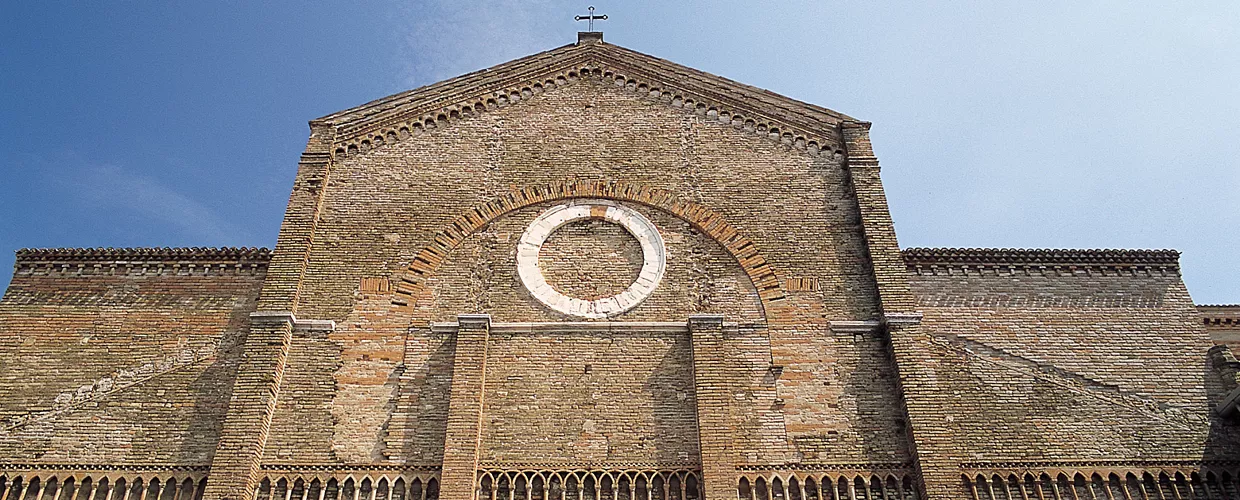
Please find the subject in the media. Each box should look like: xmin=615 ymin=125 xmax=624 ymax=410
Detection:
xmin=1201 ymin=305 xmax=1240 ymax=346
xmin=904 ymin=257 xmax=1240 ymax=484
xmin=0 ymin=250 xmax=268 ymax=465
xmin=257 ymin=78 xmax=912 ymax=468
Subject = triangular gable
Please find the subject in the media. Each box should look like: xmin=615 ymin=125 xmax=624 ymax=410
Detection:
xmin=317 ymin=35 xmax=860 ymax=160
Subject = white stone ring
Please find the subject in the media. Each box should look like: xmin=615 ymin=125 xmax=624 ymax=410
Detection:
xmin=516 ymin=199 xmax=666 ymax=319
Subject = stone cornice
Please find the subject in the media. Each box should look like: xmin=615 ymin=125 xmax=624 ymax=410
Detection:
xmin=320 ymin=40 xmax=855 ymax=162
xmin=249 ymin=311 xmax=336 ymax=332
xmin=426 ymin=320 xmax=752 ymax=334
xmin=903 ymin=247 xmax=1181 ymax=274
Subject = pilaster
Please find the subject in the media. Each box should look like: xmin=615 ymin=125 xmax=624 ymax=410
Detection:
xmin=439 ymin=314 xmax=493 ymax=500
xmin=200 ymin=316 xmax=294 ymax=500
xmin=839 ymin=122 xmax=956 ymax=499
xmin=688 ymin=314 xmax=737 ymax=500
xmin=204 ymin=124 xmax=337 ymax=500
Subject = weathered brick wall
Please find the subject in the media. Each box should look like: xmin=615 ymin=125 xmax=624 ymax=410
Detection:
xmin=903 ymin=250 xmax=1240 ymax=468
xmin=427 ymin=202 xmax=764 ymax=323
xmin=257 ymin=75 xmax=907 ymax=470
xmin=1201 ymin=305 xmax=1240 ymax=345
xmin=0 ymin=248 xmax=268 ymax=465
xmin=3 ymin=38 xmax=1237 ymax=500
xmin=480 ymin=329 xmax=699 ymax=464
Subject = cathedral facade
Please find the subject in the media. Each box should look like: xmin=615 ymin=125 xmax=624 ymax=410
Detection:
xmin=3 ymin=33 xmax=1238 ymax=500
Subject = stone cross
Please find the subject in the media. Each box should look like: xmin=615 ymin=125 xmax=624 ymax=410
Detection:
xmin=574 ymin=6 xmax=608 ymax=31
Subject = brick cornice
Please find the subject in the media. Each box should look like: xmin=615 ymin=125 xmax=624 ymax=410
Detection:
xmin=902 ymin=247 xmax=1181 ymax=271
xmin=10 ymin=247 xmax=271 ymax=280
xmin=959 ymin=459 xmax=1240 ymax=470
xmin=321 ymin=41 xmax=853 ymax=162
xmin=15 ymin=246 xmax=271 ymax=264
xmin=0 ymin=462 xmax=210 ymax=472
xmin=258 ymin=463 xmax=442 ymax=472
xmin=1200 ymin=304 xmax=1240 ymax=327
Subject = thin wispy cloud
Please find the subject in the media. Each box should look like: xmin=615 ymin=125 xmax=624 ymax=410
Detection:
xmin=395 ymin=0 xmax=565 ymax=88
xmin=70 ymin=164 xmax=251 ymax=244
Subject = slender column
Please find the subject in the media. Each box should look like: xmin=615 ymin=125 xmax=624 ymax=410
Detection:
xmin=13 ymin=478 xmax=30 ymax=500
xmin=34 ymin=479 xmax=50 ymax=500
xmin=439 ymin=314 xmax=493 ymax=500
xmin=52 ymin=478 xmax=71 ymax=500
xmin=105 ymin=479 xmax=125 ymax=500
xmin=687 ymin=315 xmax=737 ymax=500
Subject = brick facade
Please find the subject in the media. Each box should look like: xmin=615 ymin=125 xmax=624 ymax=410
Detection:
xmin=1202 ymin=305 xmax=1240 ymax=346
xmin=2 ymin=33 xmax=1238 ymax=500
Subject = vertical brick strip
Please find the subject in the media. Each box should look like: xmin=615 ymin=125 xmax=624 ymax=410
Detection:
xmin=200 ymin=318 xmax=294 ymax=500
xmin=204 ymin=124 xmax=337 ymax=500
xmin=439 ymin=314 xmax=492 ymax=500
xmin=840 ymin=122 xmax=957 ymax=499
xmin=258 ymin=124 xmax=338 ymax=313
xmin=688 ymin=314 xmax=737 ymax=500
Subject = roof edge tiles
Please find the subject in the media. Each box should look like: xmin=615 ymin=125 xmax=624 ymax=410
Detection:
xmin=14 ymin=247 xmax=272 ymax=264
xmin=1199 ymin=305 xmax=1240 ymax=326
xmin=902 ymin=247 xmax=1181 ymax=268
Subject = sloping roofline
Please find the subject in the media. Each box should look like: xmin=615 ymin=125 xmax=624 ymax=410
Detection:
xmin=313 ymin=33 xmax=860 ymax=159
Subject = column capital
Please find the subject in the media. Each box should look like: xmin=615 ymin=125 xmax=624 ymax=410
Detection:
xmin=457 ymin=314 xmax=492 ymax=328
xmin=688 ymin=314 xmax=725 ymax=327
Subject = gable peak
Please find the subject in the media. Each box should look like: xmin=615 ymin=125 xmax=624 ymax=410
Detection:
xmin=578 ymin=31 xmax=604 ymax=45
xmin=320 ymin=37 xmax=860 ymax=163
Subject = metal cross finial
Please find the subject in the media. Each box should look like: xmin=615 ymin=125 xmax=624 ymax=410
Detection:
xmin=575 ymin=6 xmax=608 ymax=31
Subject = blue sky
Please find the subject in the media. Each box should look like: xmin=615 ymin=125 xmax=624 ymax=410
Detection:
xmin=2 ymin=1 xmax=1237 ymax=303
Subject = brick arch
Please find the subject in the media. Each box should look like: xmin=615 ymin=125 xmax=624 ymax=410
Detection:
xmin=391 ymin=180 xmax=786 ymax=318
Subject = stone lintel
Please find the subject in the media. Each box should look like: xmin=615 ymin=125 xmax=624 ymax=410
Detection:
xmin=829 ymin=320 xmax=883 ymax=335
xmin=688 ymin=314 xmax=726 ymax=327
xmin=429 ymin=320 xmax=749 ymax=334
xmin=249 ymin=311 xmax=336 ymax=331
xmin=457 ymin=313 xmax=492 ymax=328
xmin=883 ymin=312 xmax=924 ymax=327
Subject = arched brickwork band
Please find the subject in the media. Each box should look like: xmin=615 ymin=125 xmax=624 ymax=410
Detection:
xmin=476 ymin=469 xmax=702 ymax=500
xmin=392 ymin=180 xmax=786 ymax=318
xmin=253 ymin=473 xmax=441 ymax=500
xmin=0 ymin=471 xmax=208 ymax=500
xmin=960 ymin=466 xmax=1240 ymax=500
xmin=736 ymin=471 xmax=919 ymax=500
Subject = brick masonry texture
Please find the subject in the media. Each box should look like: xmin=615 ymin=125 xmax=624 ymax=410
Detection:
xmin=3 ymin=36 xmax=1239 ymax=500
xmin=481 ymin=329 xmax=698 ymax=464
xmin=0 ymin=248 xmax=268 ymax=464
xmin=1202 ymin=304 xmax=1240 ymax=345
